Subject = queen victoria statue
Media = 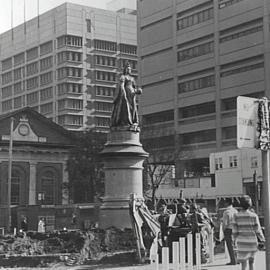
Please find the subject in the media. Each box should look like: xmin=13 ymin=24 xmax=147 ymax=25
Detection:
xmin=111 ymin=62 xmax=142 ymax=131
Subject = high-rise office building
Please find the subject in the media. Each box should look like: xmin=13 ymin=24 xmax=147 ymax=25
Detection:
xmin=0 ymin=2 xmax=137 ymax=132
xmin=138 ymin=0 xmax=270 ymax=183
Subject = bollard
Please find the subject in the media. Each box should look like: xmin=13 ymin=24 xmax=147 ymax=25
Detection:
xmin=209 ymin=229 xmax=214 ymax=263
xmin=195 ymin=233 xmax=201 ymax=270
xmin=187 ymin=233 xmax=193 ymax=270
xmin=13 ymin=227 xmax=16 ymax=235
xmin=150 ymin=253 xmax=159 ymax=270
xmin=161 ymin=247 xmax=169 ymax=270
xmin=179 ymin=237 xmax=186 ymax=270
xmin=172 ymin=241 xmax=180 ymax=269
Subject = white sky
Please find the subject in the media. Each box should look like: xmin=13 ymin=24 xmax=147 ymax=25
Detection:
xmin=0 ymin=0 xmax=112 ymax=34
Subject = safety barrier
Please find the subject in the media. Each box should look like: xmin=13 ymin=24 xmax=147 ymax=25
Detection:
xmin=150 ymin=230 xmax=214 ymax=270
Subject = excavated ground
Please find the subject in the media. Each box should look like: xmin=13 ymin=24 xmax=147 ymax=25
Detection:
xmin=0 ymin=227 xmax=138 ymax=268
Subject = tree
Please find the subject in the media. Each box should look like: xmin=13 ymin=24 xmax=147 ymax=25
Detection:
xmin=66 ymin=130 xmax=107 ymax=203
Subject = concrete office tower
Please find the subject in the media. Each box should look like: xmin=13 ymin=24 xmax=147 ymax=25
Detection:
xmin=0 ymin=2 xmax=137 ymax=132
xmin=138 ymin=0 xmax=270 ymax=188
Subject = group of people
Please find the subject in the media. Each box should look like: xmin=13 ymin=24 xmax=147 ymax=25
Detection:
xmin=222 ymin=196 xmax=265 ymax=270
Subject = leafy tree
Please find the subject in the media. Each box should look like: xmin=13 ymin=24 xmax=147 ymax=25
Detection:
xmin=66 ymin=130 xmax=107 ymax=203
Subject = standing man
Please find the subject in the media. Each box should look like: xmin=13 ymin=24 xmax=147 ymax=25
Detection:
xmin=222 ymin=198 xmax=238 ymax=265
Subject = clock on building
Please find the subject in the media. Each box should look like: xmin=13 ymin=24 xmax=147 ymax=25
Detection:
xmin=18 ymin=124 xmax=30 ymax=136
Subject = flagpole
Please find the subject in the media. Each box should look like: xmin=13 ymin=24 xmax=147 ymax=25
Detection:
xmin=7 ymin=117 xmax=14 ymax=233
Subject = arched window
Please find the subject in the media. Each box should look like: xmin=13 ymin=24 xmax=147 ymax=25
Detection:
xmin=41 ymin=170 xmax=55 ymax=205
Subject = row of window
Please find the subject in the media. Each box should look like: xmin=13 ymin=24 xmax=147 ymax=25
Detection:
xmin=95 ymin=101 xmax=113 ymax=112
xmin=95 ymin=117 xmax=110 ymax=127
xmin=58 ymin=115 xmax=83 ymax=126
xmin=93 ymin=40 xmax=137 ymax=55
xmin=179 ymin=101 xmax=215 ymax=119
xmin=178 ymin=74 xmax=215 ymax=93
xmin=58 ymin=99 xmax=83 ymax=111
xmin=177 ymin=7 xmax=213 ymax=31
xmin=142 ymin=110 xmax=174 ymax=125
xmin=142 ymin=135 xmax=175 ymax=149
xmin=214 ymin=155 xmax=239 ymax=170
xmin=220 ymin=62 xmax=264 ymax=77
xmin=96 ymin=71 xmax=117 ymax=82
xmin=58 ymin=83 xmax=83 ymax=95
xmin=2 ymin=41 xmax=53 ymax=71
xmin=57 ymin=67 xmax=82 ymax=80
xmin=26 ymin=72 xmax=53 ymax=90
xmin=57 ymin=35 xmax=82 ymax=48
xmin=57 ymin=51 xmax=82 ymax=64
xmin=219 ymin=0 xmax=245 ymax=9
xmin=96 ymin=86 xmax=115 ymax=97
xmin=177 ymin=41 xmax=214 ymax=62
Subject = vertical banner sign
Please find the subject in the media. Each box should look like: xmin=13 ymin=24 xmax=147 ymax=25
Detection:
xmin=237 ymin=96 xmax=259 ymax=149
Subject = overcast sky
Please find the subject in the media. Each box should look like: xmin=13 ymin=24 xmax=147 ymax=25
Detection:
xmin=0 ymin=0 xmax=112 ymax=34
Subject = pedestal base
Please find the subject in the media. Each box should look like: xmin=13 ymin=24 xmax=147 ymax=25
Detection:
xmin=99 ymin=129 xmax=148 ymax=229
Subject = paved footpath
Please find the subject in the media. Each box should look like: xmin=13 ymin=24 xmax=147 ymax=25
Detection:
xmin=73 ymin=251 xmax=266 ymax=270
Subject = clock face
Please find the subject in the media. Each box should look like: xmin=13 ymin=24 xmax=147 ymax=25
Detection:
xmin=18 ymin=124 xmax=30 ymax=136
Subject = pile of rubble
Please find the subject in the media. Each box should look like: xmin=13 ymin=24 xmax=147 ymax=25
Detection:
xmin=0 ymin=227 xmax=137 ymax=267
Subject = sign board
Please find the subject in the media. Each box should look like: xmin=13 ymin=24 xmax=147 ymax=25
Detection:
xmin=237 ymin=96 xmax=259 ymax=148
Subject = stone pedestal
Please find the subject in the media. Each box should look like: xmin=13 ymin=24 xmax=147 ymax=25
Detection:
xmin=99 ymin=129 xmax=148 ymax=229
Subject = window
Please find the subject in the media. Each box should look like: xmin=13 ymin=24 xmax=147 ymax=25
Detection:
xmin=143 ymin=110 xmax=174 ymax=125
xmin=11 ymin=176 xmax=20 ymax=205
xmin=177 ymin=7 xmax=214 ymax=30
xmin=96 ymin=86 xmax=115 ymax=97
xmin=13 ymin=68 xmax=22 ymax=81
xmin=179 ymin=102 xmax=215 ymax=119
xmin=180 ymin=129 xmax=216 ymax=145
xmin=177 ymin=41 xmax=214 ymax=62
xmin=95 ymin=101 xmax=113 ymax=112
xmin=40 ymin=87 xmax=53 ymax=101
xmin=94 ymin=39 xmax=117 ymax=51
xmin=27 ymin=92 xmax=39 ymax=105
xmin=86 ymin=19 xmax=91 ymax=32
xmin=222 ymin=126 xmax=236 ymax=140
xmin=26 ymin=62 xmax=38 ymax=76
xmin=14 ymin=82 xmax=23 ymax=94
xmin=96 ymin=117 xmax=110 ymax=127
xmin=229 ymin=156 xmax=238 ymax=168
xmin=221 ymin=97 xmax=236 ymax=111
xmin=57 ymin=35 xmax=82 ymax=48
xmin=14 ymin=53 xmax=25 ymax=66
xmin=2 ymin=71 xmax=12 ymax=85
xmin=178 ymin=74 xmax=215 ymax=93
xmin=58 ymin=83 xmax=82 ymax=95
xmin=86 ymin=39 xmax=91 ymax=48
xmin=119 ymin=43 xmax=137 ymax=55
xmin=40 ymin=41 xmax=53 ymax=56
xmin=220 ymin=62 xmax=264 ymax=77
xmin=251 ymin=156 xmax=258 ymax=168
xmin=219 ymin=0 xmax=245 ymax=9
xmin=40 ymin=72 xmax=53 ymax=85
xmin=26 ymin=77 xmax=39 ymax=90
xmin=40 ymin=56 xmax=53 ymax=71
xmin=2 ymin=99 xmax=12 ymax=112
xmin=96 ymin=71 xmax=116 ymax=82
xmin=14 ymin=96 xmax=22 ymax=109
xmin=67 ymin=99 xmax=83 ymax=110
xmin=41 ymin=171 xmax=55 ymax=205
xmin=2 ymin=58 xmax=12 ymax=71
xmin=58 ymin=100 xmax=65 ymax=111
xmin=95 ymin=55 xmax=116 ymax=67
xmin=119 ymin=59 xmax=137 ymax=70
xmin=215 ymin=158 xmax=223 ymax=170
xmin=2 ymin=86 xmax=12 ymax=98
xmin=27 ymin=47 xmax=38 ymax=61
xmin=142 ymin=135 xmax=175 ymax=149
xmin=67 ymin=115 xmax=83 ymax=126
xmin=40 ymin=102 xmax=53 ymax=114
xmin=57 ymin=67 xmax=82 ymax=79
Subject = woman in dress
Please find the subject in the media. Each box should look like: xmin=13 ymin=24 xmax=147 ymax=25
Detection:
xmin=111 ymin=62 xmax=142 ymax=129
xmin=232 ymin=195 xmax=265 ymax=270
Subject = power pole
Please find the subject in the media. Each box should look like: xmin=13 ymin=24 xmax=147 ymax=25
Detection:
xmin=253 ymin=170 xmax=259 ymax=213
xmin=7 ymin=117 xmax=14 ymax=233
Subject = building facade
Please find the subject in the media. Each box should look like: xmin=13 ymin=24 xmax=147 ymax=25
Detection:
xmin=0 ymin=2 xmax=137 ymax=132
xmin=0 ymin=107 xmax=75 ymax=230
xmin=138 ymin=0 xmax=270 ymax=197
